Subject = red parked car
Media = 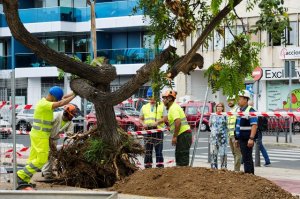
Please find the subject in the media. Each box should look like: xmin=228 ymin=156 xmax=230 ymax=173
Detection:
xmin=180 ymin=101 xmax=216 ymax=131
xmin=86 ymin=106 xmax=143 ymax=132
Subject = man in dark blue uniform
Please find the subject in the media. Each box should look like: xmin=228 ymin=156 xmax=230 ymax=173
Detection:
xmin=235 ymin=90 xmax=258 ymax=174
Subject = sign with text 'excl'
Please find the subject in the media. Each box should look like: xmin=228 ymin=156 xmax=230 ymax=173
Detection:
xmin=261 ymin=67 xmax=300 ymax=80
xmin=280 ymin=47 xmax=300 ymax=60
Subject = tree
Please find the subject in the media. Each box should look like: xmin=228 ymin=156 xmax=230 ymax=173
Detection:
xmin=2 ymin=0 xmax=289 ymax=188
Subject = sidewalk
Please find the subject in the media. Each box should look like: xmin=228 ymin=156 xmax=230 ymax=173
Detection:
xmin=263 ymin=133 xmax=300 ymax=148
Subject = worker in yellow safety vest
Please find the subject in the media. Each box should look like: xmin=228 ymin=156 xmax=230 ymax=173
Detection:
xmin=162 ymin=90 xmax=192 ymax=166
xmin=140 ymin=87 xmax=167 ymax=168
xmin=16 ymin=86 xmax=76 ymax=188
xmin=41 ymin=104 xmax=78 ymax=179
xmin=226 ymin=96 xmax=241 ymax=172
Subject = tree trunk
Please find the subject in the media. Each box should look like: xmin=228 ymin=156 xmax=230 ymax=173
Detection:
xmin=94 ymin=103 xmax=121 ymax=145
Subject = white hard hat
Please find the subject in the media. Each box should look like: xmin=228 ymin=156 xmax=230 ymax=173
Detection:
xmin=238 ymin=90 xmax=251 ymax=99
xmin=226 ymin=95 xmax=236 ymax=100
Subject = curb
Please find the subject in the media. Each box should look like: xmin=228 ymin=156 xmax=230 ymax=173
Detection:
xmin=264 ymin=142 xmax=300 ymax=148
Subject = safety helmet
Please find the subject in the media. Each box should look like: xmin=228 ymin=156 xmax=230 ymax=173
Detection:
xmin=146 ymin=87 xmax=153 ymax=98
xmin=162 ymin=90 xmax=177 ymax=99
xmin=49 ymin=86 xmax=64 ymax=101
xmin=238 ymin=90 xmax=251 ymax=99
xmin=226 ymin=95 xmax=236 ymax=101
xmin=64 ymin=104 xmax=77 ymax=117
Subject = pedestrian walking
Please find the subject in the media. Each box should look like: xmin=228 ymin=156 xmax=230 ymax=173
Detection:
xmin=41 ymin=104 xmax=78 ymax=179
xmin=248 ymin=100 xmax=271 ymax=167
xmin=226 ymin=96 xmax=242 ymax=171
xmin=16 ymin=87 xmax=76 ymax=188
xmin=235 ymin=90 xmax=258 ymax=174
xmin=209 ymin=102 xmax=228 ymax=169
xmin=162 ymin=90 xmax=192 ymax=166
xmin=140 ymin=87 xmax=167 ymax=168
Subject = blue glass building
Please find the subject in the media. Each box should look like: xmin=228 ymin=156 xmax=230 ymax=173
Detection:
xmin=0 ymin=0 xmax=158 ymax=105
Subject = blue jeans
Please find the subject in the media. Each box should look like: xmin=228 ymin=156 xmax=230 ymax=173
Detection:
xmin=256 ymin=131 xmax=271 ymax=164
xmin=144 ymin=132 xmax=164 ymax=168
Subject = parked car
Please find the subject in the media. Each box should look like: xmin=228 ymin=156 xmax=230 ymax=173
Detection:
xmin=0 ymin=115 xmax=12 ymax=139
xmin=119 ymin=98 xmax=148 ymax=112
xmin=180 ymin=101 xmax=216 ymax=131
xmin=86 ymin=106 xmax=143 ymax=132
xmin=16 ymin=109 xmax=34 ymax=131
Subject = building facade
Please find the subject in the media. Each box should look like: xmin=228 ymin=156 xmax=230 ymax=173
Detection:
xmin=0 ymin=0 xmax=157 ymax=106
xmin=175 ymin=0 xmax=300 ymax=111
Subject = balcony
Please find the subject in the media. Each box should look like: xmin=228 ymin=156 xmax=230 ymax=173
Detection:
xmin=0 ymin=0 xmax=143 ymax=27
xmin=97 ymin=48 xmax=161 ymax=64
xmin=0 ymin=56 xmax=12 ymax=70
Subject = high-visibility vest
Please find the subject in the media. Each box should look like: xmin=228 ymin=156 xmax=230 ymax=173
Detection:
xmin=227 ymin=106 xmax=238 ymax=137
xmin=31 ymin=98 xmax=54 ymax=138
xmin=142 ymin=103 xmax=165 ymax=129
xmin=237 ymin=105 xmax=257 ymax=140
xmin=168 ymin=103 xmax=190 ymax=136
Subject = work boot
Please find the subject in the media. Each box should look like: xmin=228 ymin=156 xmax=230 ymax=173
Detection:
xmin=17 ymin=175 xmax=27 ymax=186
xmin=144 ymin=165 xmax=152 ymax=169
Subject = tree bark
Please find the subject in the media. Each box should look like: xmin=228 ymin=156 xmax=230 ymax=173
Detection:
xmin=94 ymin=103 xmax=120 ymax=145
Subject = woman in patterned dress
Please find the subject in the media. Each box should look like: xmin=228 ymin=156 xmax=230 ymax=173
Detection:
xmin=209 ymin=102 xmax=228 ymax=169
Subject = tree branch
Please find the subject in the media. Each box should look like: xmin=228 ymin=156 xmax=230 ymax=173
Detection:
xmin=70 ymin=79 xmax=110 ymax=103
xmin=109 ymin=46 xmax=177 ymax=105
xmin=3 ymin=0 xmax=116 ymax=84
xmin=169 ymin=0 xmax=243 ymax=76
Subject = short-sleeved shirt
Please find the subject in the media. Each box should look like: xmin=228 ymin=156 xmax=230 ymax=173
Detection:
xmin=235 ymin=106 xmax=258 ymax=138
xmin=168 ymin=103 xmax=190 ymax=136
xmin=139 ymin=104 xmax=167 ymax=117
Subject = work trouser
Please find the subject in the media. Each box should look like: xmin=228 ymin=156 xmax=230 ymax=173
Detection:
xmin=17 ymin=134 xmax=49 ymax=183
xmin=41 ymin=139 xmax=58 ymax=177
xmin=239 ymin=138 xmax=254 ymax=174
xmin=228 ymin=135 xmax=242 ymax=171
xmin=144 ymin=132 xmax=164 ymax=168
xmin=175 ymin=131 xmax=192 ymax=166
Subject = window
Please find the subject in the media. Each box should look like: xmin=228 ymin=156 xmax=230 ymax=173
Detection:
xmin=214 ymin=29 xmax=224 ymax=50
xmin=44 ymin=0 xmax=59 ymax=7
xmin=74 ymin=0 xmax=87 ymax=7
xmin=225 ymin=25 xmax=244 ymax=46
xmin=74 ymin=35 xmax=89 ymax=52
xmin=268 ymin=22 xmax=297 ymax=46
xmin=59 ymin=37 xmax=72 ymax=53
xmin=60 ymin=0 xmax=72 ymax=7
xmin=42 ymin=38 xmax=59 ymax=51
xmin=286 ymin=22 xmax=297 ymax=45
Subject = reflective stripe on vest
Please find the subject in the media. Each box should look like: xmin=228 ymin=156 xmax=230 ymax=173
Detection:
xmin=143 ymin=103 xmax=164 ymax=128
xmin=238 ymin=106 xmax=253 ymax=136
xmin=32 ymin=125 xmax=52 ymax=133
xmin=169 ymin=118 xmax=188 ymax=132
xmin=31 ymin=98 xmax=54 ymax=135
xmin=33 ymin=119 xmax=53 ymax=125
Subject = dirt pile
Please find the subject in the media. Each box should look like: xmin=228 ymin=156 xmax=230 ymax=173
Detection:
xmin=113 ymin=167 xmax=297 ymax=199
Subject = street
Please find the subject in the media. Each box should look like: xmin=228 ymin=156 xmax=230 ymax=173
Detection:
xmin=1 ymin=131 xmax=300 ymax=170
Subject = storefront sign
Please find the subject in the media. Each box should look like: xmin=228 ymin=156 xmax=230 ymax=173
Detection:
xmin=261 ymin=68 xmax=300 ymax=80
xmin=280 ymin=47 xmax=300 ymax=60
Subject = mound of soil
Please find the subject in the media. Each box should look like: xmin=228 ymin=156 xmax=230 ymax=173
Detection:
xmin=113 ymin=167 xmax=297 ymax=199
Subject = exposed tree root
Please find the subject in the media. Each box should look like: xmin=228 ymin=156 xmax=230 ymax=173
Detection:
xmin=55 ymin=127 xmax=144 ymax=188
